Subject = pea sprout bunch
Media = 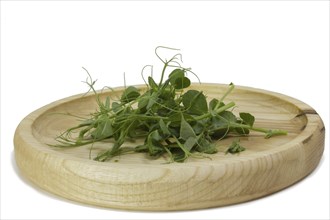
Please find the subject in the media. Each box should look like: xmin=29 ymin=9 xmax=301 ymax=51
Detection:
xmin=53 ymin=47 xmax=287 ymax=162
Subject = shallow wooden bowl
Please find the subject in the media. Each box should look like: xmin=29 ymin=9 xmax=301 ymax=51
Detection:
xmin=14 ymin=84 xmax=325 ymax=211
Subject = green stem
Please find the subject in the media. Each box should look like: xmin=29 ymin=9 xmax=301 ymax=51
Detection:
xmin=158 ymin=62 xmax=168 ymax=87
xmin=215 ymin=83 xmax=235 ymax=109
xmin=230 ymin=122 xmax=287 ymax=137
xmin=195 ymin=101 xmax=236 ymax=121
xmin=134 ymin=114 xmax=167 ymax=120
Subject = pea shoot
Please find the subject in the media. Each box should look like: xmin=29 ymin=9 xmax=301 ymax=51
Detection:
xmin=53 ymin=46 xmax=287 ymax=162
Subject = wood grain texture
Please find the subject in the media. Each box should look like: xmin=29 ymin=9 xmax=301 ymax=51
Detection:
xmin=14 ymin=84 xmax=325 ymax=211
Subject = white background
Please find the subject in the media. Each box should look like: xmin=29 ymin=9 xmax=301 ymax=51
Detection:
xmin=1 ymin=1 xmax=329 ymax=219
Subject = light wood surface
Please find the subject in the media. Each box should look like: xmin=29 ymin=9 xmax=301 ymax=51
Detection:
xmin=14 ymin=84 xmax=325 ymax=211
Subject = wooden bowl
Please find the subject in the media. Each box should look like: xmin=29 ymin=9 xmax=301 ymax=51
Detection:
xmin=14 ymin=84 xmax=325 ymax=211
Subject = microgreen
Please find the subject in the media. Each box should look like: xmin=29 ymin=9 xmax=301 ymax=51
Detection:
xmin=52 ymin=47 xmax=287 ymax=162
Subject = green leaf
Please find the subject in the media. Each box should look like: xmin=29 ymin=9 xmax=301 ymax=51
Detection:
xmin=147 ymin=130 xmax=164 ymax=156
xmin=210 ymin=110 xmax=235 ymax=126
xmin=148 ymin=76 xmax=158 ymax=90
xmin=191 ymin=120 xmax=207 ymax=135
xmin=173 ymin=76 xmax=190 ymax=89
xmin=209 ymin=98 xmax=224 ymax=111
xmin=180 ymin=115 xmax=196 ymax=140
xmin=137 ymin=96 xmax=149 ymax=112
xmin=234 ymin=122 xmax=250 ymax=135
xmin=91 ymin=116 xmax=113 ymax=139
xmin=209 ymin=111 xmax=236 ymax=138
xmin=172 ymin=149 xmax=186 ymax=163
xmin=169 ymin=69 xmax=184 ymax=84
xmin=226 ymin=139 xmax=245 ymax=154
xmin=159 ymin=119 xmax=171 ymax=136
xmin=147 ymin=92 xmax=158 ymax=110
xmin=183 ymin=137 xmax=197 ymax=151
xmin=219 ymin=111 xmax=237 ymax=123
xmin=111 ymin=102 xmax=122 ymax=113
xmin=196 ymin=138 xmax=217 ymax=154
xmin=239 ymin=112 xmax=255 ymax=127
xmin=182 ymin=90 xmax=208 ymax=115
xmin=104 ymin=96 xmax=110 ymax=109
xmin=159 ymin=85 xmax=174 ymax=100
xmin=168 ymin=112 xmax=194 ymax=127
xmin=120 ymin=86 xmax=140 ymax=103
xmin=168 ymin=69 xmax=191 ymax=89
xmin=126 ymin=120 xmax=141 ymax=138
